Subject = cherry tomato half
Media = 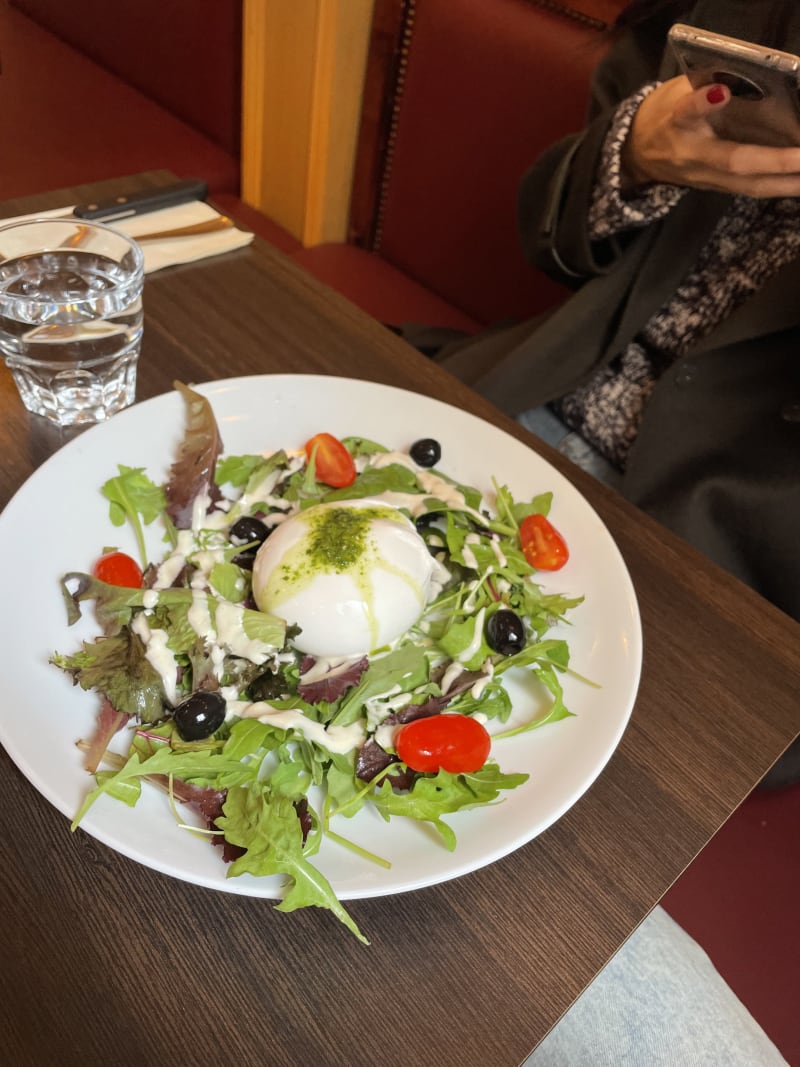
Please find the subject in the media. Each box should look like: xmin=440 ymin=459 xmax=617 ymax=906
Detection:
xmin=304 ymin=432 xmax=357 ymax=488
xmin=519 ymin=513 xmax=569 ymax=571
xmin=396 ymin=714 xmax=491 ymax=774
xmin=92 ymin=551 xmax=143 ymax=588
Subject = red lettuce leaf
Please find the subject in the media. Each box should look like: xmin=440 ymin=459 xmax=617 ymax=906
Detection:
xmin=83 ymin=698 xmax=130 ymax=773
xmin=165 ymin=381 xmax=224 ymax=529
xmin=298 ymin=655 xmax=369 ymax=703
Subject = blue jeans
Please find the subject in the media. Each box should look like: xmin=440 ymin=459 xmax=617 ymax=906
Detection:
xmin=525 ymin=906 xmax=787 ymax=1066
xmin=517 ymin=404 xmax=624 ymax=491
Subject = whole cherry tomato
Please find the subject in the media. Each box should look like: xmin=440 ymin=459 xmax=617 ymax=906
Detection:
xmin=519 ymin=513 xmax=569 ymax=571
xmin=93 ymin=551 xmax=143 ymax=588
xmin=304 ymin=432 xmax=356 ymax=488
xmin=396 ymin=714 xmax=491 ymax=774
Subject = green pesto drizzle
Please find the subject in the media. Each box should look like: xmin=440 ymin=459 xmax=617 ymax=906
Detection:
xmin=307 ymin=507 xmax=376 ymax=570
xmin=263 ymin=504 xmax=412 ymax=617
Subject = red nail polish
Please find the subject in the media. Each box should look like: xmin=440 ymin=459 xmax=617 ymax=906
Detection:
xmin=707 ymin=85 xmax=725 ymax=104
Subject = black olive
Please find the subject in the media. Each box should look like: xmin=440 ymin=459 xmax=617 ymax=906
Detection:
xmin=230 ymin=516 xmax=270 ymax=571
xmin=229 ymin=516 xmax=270 ymax=546
xmin=485 ymin=609 xmax=526 ymax=656
xmin=409 ymin=438 xmax=441 ymax=467
xmin=414 ymin=510 xmax=443 ymax=531
xmin=173 ymin=691 xmax=227 ymax=741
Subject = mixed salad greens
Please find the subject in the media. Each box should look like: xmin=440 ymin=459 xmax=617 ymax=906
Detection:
xmin=52 ymin=382 xmax=584 ymax=943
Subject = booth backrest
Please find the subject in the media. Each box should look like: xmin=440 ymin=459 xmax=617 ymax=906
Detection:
xmin=9 ymin=0 xmax=242 ymax=157
xmin=349 ymin=0 xmax=621 ymax=325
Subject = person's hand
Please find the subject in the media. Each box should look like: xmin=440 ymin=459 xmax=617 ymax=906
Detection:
xmin=622 ymin=76 xmax=800 ymax=197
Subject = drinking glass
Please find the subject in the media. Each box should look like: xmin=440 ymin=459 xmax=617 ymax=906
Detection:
xmin=0 ymin=218 xmax=145 ymax=426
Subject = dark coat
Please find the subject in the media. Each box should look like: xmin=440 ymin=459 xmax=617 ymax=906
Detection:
xmin=438 ymin=0 xmax=800 ymax=621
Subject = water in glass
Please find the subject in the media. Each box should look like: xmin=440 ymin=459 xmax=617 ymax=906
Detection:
xmin=0 ymin=235 xmax=144 ymax=426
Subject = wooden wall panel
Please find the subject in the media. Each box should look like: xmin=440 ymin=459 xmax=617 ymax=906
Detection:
xmin=241 ymin=0 xmax=375 ymax=245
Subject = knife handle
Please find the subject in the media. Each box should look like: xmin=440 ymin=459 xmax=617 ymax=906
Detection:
xmin=72 ymin=178 xmax=209 ymax=221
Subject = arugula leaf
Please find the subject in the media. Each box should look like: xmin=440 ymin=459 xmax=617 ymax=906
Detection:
xmin=492 ymin=647 xmax=576 ymax=739
xmin=447 ymin=681 xmax=513 ymax=723
xmin=372 ymin=765 xmax=529 ymax=849
xmin=215 ymin=453 xmax=266 ymax=488
xmin=101 ymin=465 xmax=166 ymax=568
xmin=216 ymin=450 xmax=288 ymax=490
xmin=208 ymin=561 xmax=249 ymax=602
xmin=436 ymin=609 xmax=491 ymax=671
xmin=341 ymin=437 xmax=388 ymax=456
xmin=493 ymin=482 xmax=553 ymax=527
xmin=495 ymin=637 xmax=571 ymax=675
xmin=222 ymin=718 xmax=277 ymax=762
xmin=331 ymin=644 xmax=429 ymax=727
xmin=325 ymin=752 xmax=369 ymax=819
xmin=219 ymin=786 xmax=368 ymax=944
xmin=321 ymin=464 xmax=421 ymax=502
xmin=71 ymin=745 xmax=254 ymax=828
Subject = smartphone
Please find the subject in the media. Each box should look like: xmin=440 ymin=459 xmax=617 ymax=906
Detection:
xmin=668 ymin=23 xmax=800 ymax=148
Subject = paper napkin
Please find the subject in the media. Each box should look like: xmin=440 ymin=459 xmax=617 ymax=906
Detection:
xmin=0 ymin=199 xmax=254 ymax=273
xmin=116 ymin=200 xmax=254 ymax=273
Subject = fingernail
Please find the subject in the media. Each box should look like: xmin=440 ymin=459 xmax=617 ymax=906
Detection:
xmin=706 ymin=85 xmax=725 ymax=104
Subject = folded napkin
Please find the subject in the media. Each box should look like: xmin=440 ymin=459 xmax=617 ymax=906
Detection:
xmin=1 ymin=199 xmax=253 ymax=273
xmin=116 ymin=200 xmax=254 ymax=273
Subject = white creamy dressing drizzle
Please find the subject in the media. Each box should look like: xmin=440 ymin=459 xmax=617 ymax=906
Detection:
xmin=374 ymin=721 xmax=400 ymax=752
xmin=364 ymin=685 xmax=407 ymax=730
xmin=130 ymin=612 xmax=179 ymax=706
xmin=211 ymin=645 xmax=227 ymax=678
xmin=202 ymin=505 xmax=232 ymax=532
xmin=153 ymin=551 xmax=186 ymax=591
xmin=458 ymin=606 xmax=486 ymax=663
xmin=230 ymin=454 xmax=304 ymax=526
xmin=470 ymin=659 xmax=494 ymax=700
xmin=231 ymin=700 xmax=366 ymax=754
xmin=464 ymin=569 xmax=493 ymax=613
xmin=143 ymin=487 xmax=281 ymax=678
xmin=193 ymin=547 xmax=228 ymax=574
xmin=489 ymin=537 xmax=507 ymax=568
xmin=215 ymin=601 xmax=274 ymax=665
xmin=427 ymin=554 xmax=451 ymax=602
xmin=299 ymin=656 xmax=363 ymax=685
xmin=367 ymin=451 xmax=486 ymax=522
xmin=440 ymin=660 xmax=465 ymax=694
xmin=461 ymin=535 xmax=479 ymax=571
xmin=188 ymin=584 xmax=216 ymax=643
xmin=441 ymin=654 xmax=493 ymax=698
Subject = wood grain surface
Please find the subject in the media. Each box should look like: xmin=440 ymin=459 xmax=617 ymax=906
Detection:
xmin=1 ymin=174 xmax=798 ymax=1067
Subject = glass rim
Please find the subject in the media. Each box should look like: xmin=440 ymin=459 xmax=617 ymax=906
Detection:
xmin=0 ymin=216 xmax=145 ymax=273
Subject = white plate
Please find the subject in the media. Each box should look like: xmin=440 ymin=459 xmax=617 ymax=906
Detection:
xmin=0 ymin=375 xmax=642 ymax=899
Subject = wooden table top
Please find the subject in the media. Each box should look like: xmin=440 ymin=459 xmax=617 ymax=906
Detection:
xmin=2 ymin=174 xmax=798 ymax=1067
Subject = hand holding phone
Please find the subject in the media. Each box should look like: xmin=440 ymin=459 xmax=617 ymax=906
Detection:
xmin=620 ymin=74 xmax=800 ymax=199
xmin=668 ymin=24 xmax=800 ymax=148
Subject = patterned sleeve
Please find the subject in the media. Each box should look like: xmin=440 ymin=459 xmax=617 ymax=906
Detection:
xmin=589 ymin=83 xmax=687 ymax=241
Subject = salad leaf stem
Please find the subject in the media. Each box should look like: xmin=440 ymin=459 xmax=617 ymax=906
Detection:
xmin=324 ymin=828 xmax=392 ymax=869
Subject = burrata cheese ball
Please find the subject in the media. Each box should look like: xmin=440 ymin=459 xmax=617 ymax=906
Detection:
xmin=251 ymin=499 xmax=441 ymax=657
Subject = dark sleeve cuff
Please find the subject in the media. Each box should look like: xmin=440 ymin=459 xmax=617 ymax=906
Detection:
xmin=518 ymin=114 xmax=620 ymax=283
